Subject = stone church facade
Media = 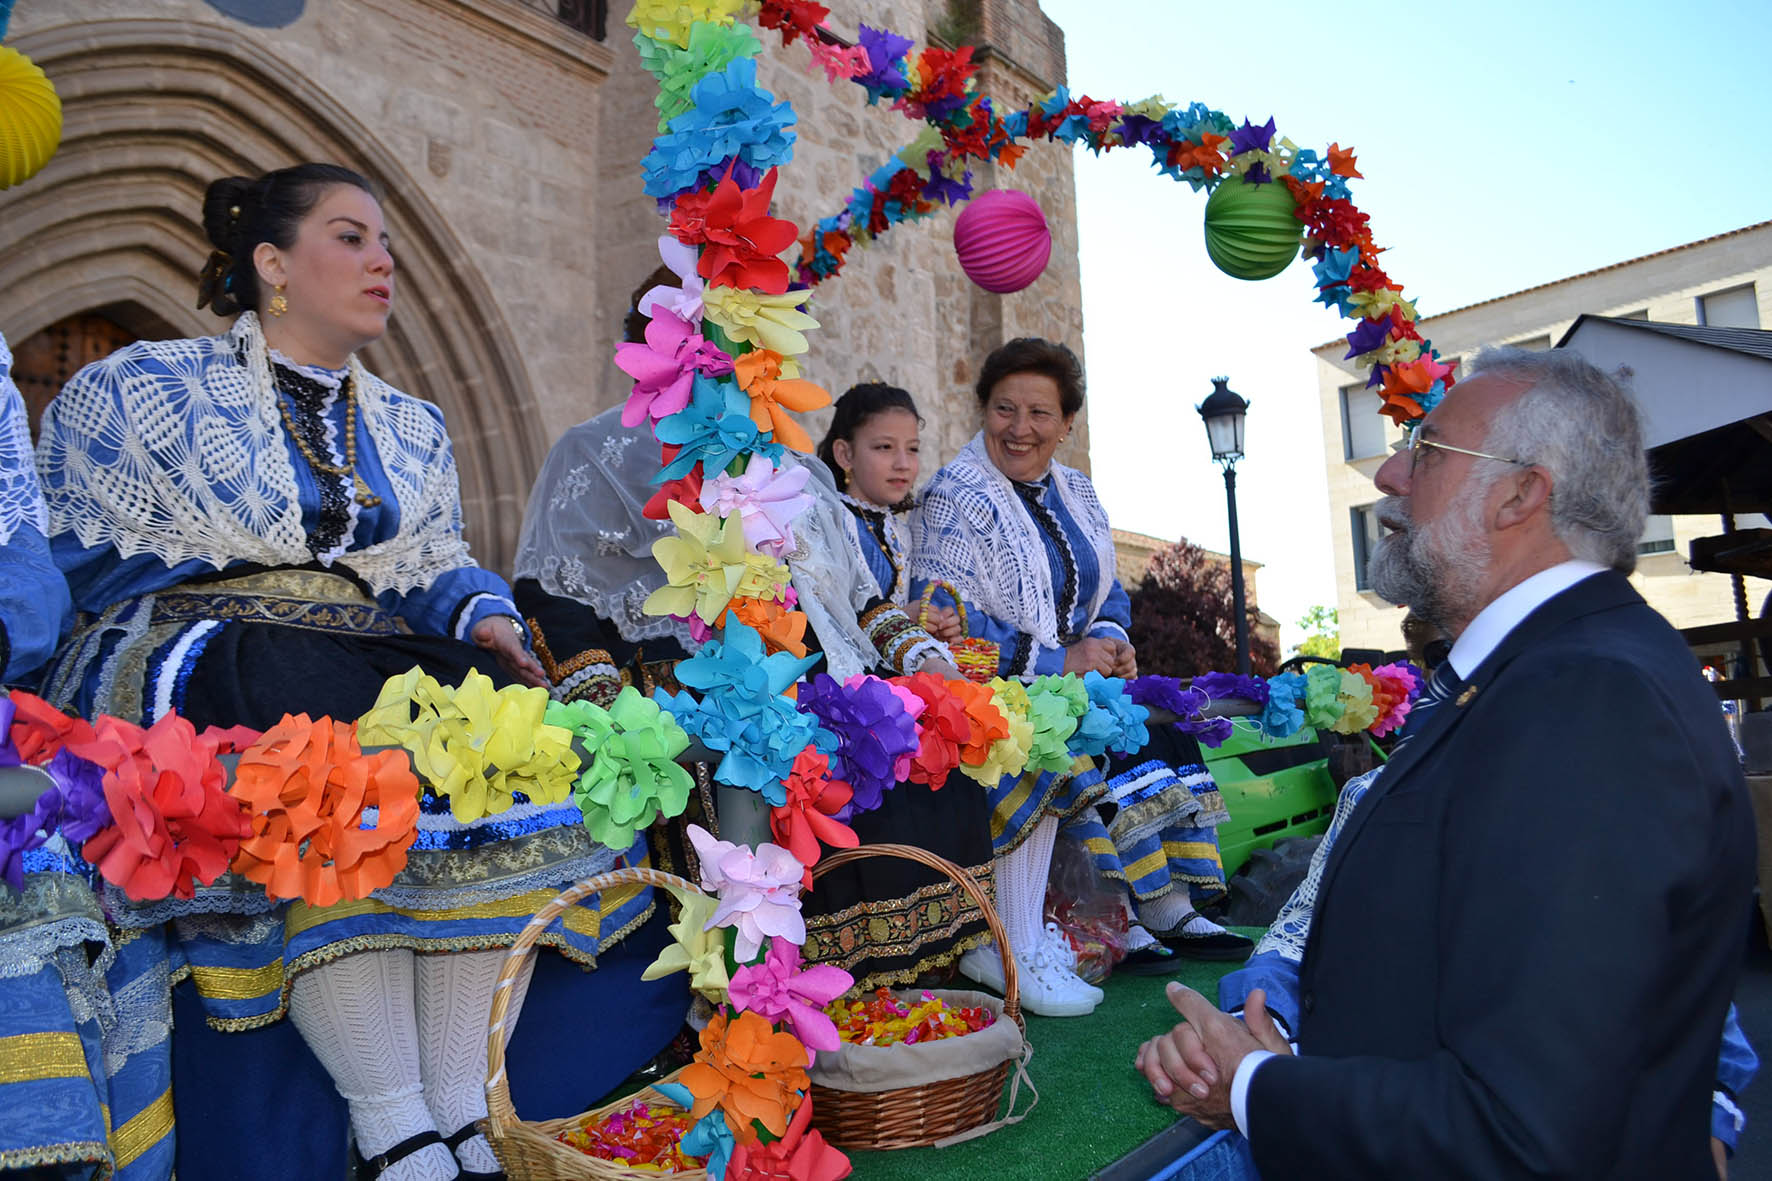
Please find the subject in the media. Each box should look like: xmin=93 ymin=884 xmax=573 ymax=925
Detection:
xmin=0 ymin=0 xmax=1086 ymax=573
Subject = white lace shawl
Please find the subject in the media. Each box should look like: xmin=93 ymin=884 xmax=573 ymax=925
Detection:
xmin=0 ymin=333 xmax=48 ymax=546
xmin=909 ymin=432 xmax=1117 ymax=649
xmin=837 ymin=492 xmax=910 ymax=605
xmin=783 ymin=455 xmax=879 ymax=681
xmin=33 ymin=313 xmax=473 ymax=596
xmin=512 ymin=407 xmax=691 ymax=647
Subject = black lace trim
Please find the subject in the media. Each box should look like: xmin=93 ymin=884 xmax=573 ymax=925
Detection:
xmin=271 ymin=362 xmax=352 ymax=559
xmin=844 ymin=502 xmax=904 ymax=601
xmin=1013 ymin=478 xmax=1081 ymax=647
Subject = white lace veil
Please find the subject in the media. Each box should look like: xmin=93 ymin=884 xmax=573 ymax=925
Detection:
xmin=0 ymin=333 xmax=48 ymax=546
xmin=513 ymin=406 xmax=691 ymax=647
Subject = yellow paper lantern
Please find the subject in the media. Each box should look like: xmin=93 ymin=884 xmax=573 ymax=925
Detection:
xmin=0 ymin=44 xmax=62 ymax=190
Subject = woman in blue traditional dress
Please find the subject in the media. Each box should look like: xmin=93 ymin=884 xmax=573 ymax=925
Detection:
xmin=0 ymin=329 xmax=70 ymax=686
xmin=911 ymin=338 xmax=1252 ymax=1004
xmin=32 ymin=165 xmax=675 ymax=1181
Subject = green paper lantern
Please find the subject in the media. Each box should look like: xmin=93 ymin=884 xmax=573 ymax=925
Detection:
xmin=1203 ymin=179 xmax=1302 ymax=281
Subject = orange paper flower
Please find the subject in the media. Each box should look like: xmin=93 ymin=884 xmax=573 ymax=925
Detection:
xmin=680 ymin=1009 xmax=810 ymax=1143
xmin=947 ymin=677 xmax=1012 ymax=766
xmin=228 ymin=714 xmax=422 ymax=907
xmin=733 ymin=349 xmax=830 ymax=453
xmin=730 ymin=596 xmax=810 ymax=659
xmin=72 ymin=714 xmax=252 ymax=902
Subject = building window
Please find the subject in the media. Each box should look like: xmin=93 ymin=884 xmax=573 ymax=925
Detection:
xmin=1351 ymin=503 xmax=1384 ymax=590
xmin=1339 ymin=383 xmax=1388 ymax=461
xmin=1637 ymin=515 xmax=1676 ymax=556
xmin=1698 ymin=284 xmax=1760 ymax=329
xmin=556 ymin=0 xmax=607 ymax=39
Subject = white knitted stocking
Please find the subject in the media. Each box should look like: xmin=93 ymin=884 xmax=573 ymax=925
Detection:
xmin=416 ymin=948 xmax=535 ymax=1174
xmin=995 ymin=814 xmax=1059 ymax=956
xmin=288 ymin=949 xmax=456 ymax=1181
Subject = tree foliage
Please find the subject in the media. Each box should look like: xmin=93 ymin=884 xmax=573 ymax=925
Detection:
xmin=1126 ymin=538 xmax=1278 ymax=677
xmin=1292 ymin=604 xmax=1340 ymax=661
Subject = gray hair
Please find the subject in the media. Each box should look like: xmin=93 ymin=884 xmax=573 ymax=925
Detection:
xmin=1467 ymin=346 xmax=1649 ymax=573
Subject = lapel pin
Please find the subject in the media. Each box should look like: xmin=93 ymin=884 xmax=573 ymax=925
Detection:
xmin=1456 ymin=685 xmax=1479 ymax=707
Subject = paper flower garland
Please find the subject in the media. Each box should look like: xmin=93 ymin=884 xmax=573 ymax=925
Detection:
xmin=227 ymin=713 xmax=420 ymax=906
xmin=616 ymin=308 xmax=735 ymax=429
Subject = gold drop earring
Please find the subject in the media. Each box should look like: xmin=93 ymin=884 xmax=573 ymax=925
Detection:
xmin=268 ymin=284 xmax=289 ymax=317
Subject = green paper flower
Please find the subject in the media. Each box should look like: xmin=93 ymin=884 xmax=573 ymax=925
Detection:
xmin=637 ymin=23 xmax=763 ymax=131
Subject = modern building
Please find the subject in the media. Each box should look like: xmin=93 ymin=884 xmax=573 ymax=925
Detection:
xmin=1314 ymin=220 xmax=1772 ymax=655
xmin=0 ymin=0 xmax=1087 ymax=574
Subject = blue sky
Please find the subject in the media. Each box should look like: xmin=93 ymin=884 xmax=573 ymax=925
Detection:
xmin=1039 ymin=0 xmax=1772 ymax=647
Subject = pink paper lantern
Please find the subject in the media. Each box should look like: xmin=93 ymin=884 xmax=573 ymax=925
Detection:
xmin=953 ymin=189 xmax=1052 ymax=294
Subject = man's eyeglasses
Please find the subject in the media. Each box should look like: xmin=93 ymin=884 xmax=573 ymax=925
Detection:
xmin=1404 ymin=427 xmax=1530 ymax=476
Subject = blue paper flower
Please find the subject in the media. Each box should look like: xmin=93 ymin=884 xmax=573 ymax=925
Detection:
xmin=1074 ymin=671 xmax=1150 ymax=758
xmin=641 ymin=58 xmax=796 ymax=200
xmin=654 ymin=373 xmax=782 ymax=483
xmin=677 ymin=618 xmax=820 ymax=700
xmin=1261 ymin=672 xmax=1308 ymax=739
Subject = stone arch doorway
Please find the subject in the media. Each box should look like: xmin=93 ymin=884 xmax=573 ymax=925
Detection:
xmin=0 ymin=18 xmax=545 ymax=571
xmin=10 ymin=306 xmax=179 ymax=433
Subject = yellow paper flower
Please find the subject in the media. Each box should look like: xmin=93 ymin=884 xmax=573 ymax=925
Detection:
xmin=640 ymin=887 xmax=731 ymax=1002
xmin=1348 ymin=288 xmax=1416 ymax=322
xmin=644 ymin=499 xmax=752 ymax=625
xmin=1375 ymin=337 xmax=1422 ymax=366
xmin=625 ymin=0 xmax=748 ymax=49
xmin=1329 ymin=669 xmax=1380 ymax=734
xmin=959 ymin=678 xmax=1035 ymax=784
xmin=357 ymin=668 xmax=580 ymax=823
xmin=702 ymin=286 xmax=820 ymax=357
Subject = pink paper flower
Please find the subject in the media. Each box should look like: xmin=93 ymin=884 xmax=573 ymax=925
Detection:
xmin=805 ymin=39 xmax=871 ymax=83
xmin=636 ymin=235 xmax=706 ymax=324
xmin=700 ymin=454 xmax=814 ymax=558
xmin=845 ymin=673 xmax=926 ymax=782
xmin=687 ymin=823 xmax=807 ymax=961
xmin=614 ymin=308 xmax=734 ymax=429
xmin=728 ymin=936 xmax=853 ymax=1059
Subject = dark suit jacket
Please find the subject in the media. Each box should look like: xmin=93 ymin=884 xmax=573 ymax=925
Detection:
xmin=1248 ymin=570 xmax=1753 ymax=1178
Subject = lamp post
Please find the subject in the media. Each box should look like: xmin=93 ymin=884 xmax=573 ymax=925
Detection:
xmin=1198 ymin=377 xmax=1251 ymax=676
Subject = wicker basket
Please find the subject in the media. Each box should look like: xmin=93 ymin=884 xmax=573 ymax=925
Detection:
xmin=483 ymin=866 xmax=711 ymax=1181
xmin=916 ymin=581 xmax=1000 ymax=683
xmin=806 ymin=843 xmax=1030 ymax=1150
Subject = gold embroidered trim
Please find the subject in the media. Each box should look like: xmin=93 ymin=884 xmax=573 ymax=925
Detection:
xmin=0 ymin=1031 xmax=88 ymax=1083
xmin=188 ymin=960 xmax=288 ymax=1001
xmin=111 ymin=1086 xmax=174 ymax=1167
xmin=802 ymin=862 xmax=996 ymax=993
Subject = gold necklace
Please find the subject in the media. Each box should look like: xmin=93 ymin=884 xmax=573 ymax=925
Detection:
xmin=274 ymin=373 xmax=383 ymax=507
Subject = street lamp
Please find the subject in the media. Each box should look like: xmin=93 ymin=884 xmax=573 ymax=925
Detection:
xmin=1198 ymin=377 xmax=1251 ymax=675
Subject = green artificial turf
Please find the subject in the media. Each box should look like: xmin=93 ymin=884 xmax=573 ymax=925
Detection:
xmin=842 ymin=938 xmax=1260 ymax=1181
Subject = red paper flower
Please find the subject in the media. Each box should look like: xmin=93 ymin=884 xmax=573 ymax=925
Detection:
xmin=757 ymin=0 xmax=829 ymax=47
xmin=73 ymin=714 xmax=252 ymax=902
xmin=7 ymin=690 xmax=96 ymax=764
xmin=671 ymin=167 xmax=800 ymax=295
xmin=888 ymin=672 xmax=971 ymax=787
xmin=228 ymin=714 xmax=421 ymax=906
xmin=726 ymin=1088 xmax=851 ymax=1181
xmin=644 ymin=443 xmax=707 ymax=521
xmin=769 ymin=748 xmax=857 ymax=887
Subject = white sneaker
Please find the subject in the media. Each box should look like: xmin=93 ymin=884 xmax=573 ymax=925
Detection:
xmin=957 ymin=943 xmax=1007 ymax=994
xmin=1015 ymin=949 xmax=1100 ymax=1017
xmin=1041 ymin=922 xmax=1105 ymax=1002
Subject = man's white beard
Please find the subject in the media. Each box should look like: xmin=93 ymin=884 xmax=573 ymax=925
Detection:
xmin=1369 ymin=492 xmax=1491 ymax=634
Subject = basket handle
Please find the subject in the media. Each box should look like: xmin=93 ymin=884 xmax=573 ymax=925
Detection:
xmin=809 ymin=842 xmax=1018 ymax=1026
xmin=483 ymin=865 xmax=707 ymax=1131
xmin=915 ymin=580 xmax=969 ymax=636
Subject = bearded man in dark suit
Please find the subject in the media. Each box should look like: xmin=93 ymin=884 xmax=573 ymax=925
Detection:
xmin=1136 ymin=347 xmax=1754 ymax=1178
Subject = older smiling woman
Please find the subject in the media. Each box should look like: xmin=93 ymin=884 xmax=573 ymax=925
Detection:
xmin=912 ymin=338 xmax=1251 ymax=1014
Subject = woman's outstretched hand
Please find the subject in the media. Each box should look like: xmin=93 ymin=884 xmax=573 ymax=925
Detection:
xmin=473 ymin=615 xmax=548 ymax=688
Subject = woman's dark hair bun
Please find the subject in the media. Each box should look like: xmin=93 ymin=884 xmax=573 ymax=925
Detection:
xmin=201 ymin=176 xmax=253 ymax=252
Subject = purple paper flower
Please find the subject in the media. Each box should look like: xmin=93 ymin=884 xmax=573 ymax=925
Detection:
xmin=1126 ymin=675 xmax=1209 ymax=720
xmin=794 ymin=674 xmax=918 ymax=818
xmin=1344 ymin=316 xmax=1391 ymax=360
xmin=0 ymin=788 xmax=55 ymax=892
xmin=1115 ymin=114 xmax=1168 ymax=147
xmin=47 ymin=749 xmax=110 ymax=844
xmin=1176 ymin=714 xmax=1235 ymax=748
xmin=1191 ymin=672 xmax=1270 ymax=708
xmin=1227 ymin=117 xmax=1276 ymax=156
xmin=855 ymin=24 xmax=913 ymax=100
